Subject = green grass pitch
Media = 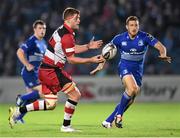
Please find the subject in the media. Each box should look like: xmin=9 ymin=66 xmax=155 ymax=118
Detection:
xmin=0 ymin=102 xmax=180 ymax=137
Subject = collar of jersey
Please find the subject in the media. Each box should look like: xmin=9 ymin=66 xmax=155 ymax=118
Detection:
xmin=126 ymin=31 xmax=139 ymax=40
xmin=64 ymin=23 xmax=74 ymax=34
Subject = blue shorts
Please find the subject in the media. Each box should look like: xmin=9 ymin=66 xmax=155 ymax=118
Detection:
xmin=21 ymin=69 xmax=40 ymax=88
xmin=118 ymin=60 xmax=143 ymax=87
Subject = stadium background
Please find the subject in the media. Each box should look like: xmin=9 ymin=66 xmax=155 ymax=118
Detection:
xmin=0 ymin=0 xmax=180 ymax=76
xmin=0 ymin=0 xmax=180 ymax=137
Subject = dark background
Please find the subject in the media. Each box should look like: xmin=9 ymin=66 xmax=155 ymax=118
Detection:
xmin=0 ymin=0 xmax=179 ymax=76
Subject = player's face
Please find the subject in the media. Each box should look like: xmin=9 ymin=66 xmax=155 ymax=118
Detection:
xmin=34 ymin=24 xmax=46 ymax=39
xmin=70 ymin=14 xmax=80 ymax=30
xmin=126 ymin=20 xmax=139 ymax=38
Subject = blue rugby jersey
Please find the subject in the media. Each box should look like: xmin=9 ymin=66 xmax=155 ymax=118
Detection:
xmin=111 ymin=31 xmax=158 ymax=64
xmin=111 ymin=31 xmax=158 ymax=86
xmin=20 ymin=35 xmax=47 ymax=73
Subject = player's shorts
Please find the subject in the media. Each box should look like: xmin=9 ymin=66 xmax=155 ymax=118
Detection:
xmin=118 ymin=59 xmax=143 ymax=87
xmin=21 ymin=68 xmax=40 ymax=88
xmin=38 ymin=63 xmax=72 ymax=94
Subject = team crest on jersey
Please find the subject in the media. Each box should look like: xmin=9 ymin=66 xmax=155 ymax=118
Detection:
xmin=138 ymin=40 xmax=144 ymax=46
xmin=122 ymin=69 xmax=128 ymax=75
xmin=121 ymin=41 xmax=127 ymax=46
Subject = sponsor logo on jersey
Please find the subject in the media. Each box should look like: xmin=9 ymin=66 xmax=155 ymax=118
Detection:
xmin=121 ymin=41 xmax=127 ymax=46
xmin=130 ymin=48 xmax=137 ymax=52
xmin=34 ymin=52 xmax=43 ymax=57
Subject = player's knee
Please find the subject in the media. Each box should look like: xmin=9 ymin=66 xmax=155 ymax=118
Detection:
xmin=74 ymin=85 xmax=81 ymax=101
xmin=48 ymin=104 xmax=56 ymax=110
xmin=132 ymin=85 xmax=139 ymax=95
xmin=75 ymin=89 xmax=81 ymax=100
xmin=128 ymin=85 xmax=139 ymax=95
xmin=62 ymin=82 xmax=75 ymax=94
xmin=71 ymin=88 xmax=81 ymax=101
xmin=62 ymin=82 xmax=81 ymax=101
xmin=45 ymin=100 xmax=57 ymax=110
xmin=44 ymin=94 xmax=58 ymax=110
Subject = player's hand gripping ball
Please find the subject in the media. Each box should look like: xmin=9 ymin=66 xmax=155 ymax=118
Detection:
xmin=102 ymin=43 xmax=117 ymax=60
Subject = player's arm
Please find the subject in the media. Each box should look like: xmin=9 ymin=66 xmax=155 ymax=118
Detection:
xmin=75 ymin=38 xmax=103 ymax=53
xmin=66 ymin=54 xmax=104 ymax=64
xmin=90 ymin=36 xmax=119 ymax=75
xmin=145 ymin=33 xmax=171 ymax=63
xmin=61 ymin=34 xmax=104 ymax=64
xmin=154 ymin=41 xmax=171 ymax=63
xmin=90 ymin=60 xmax=106 ymax=75
xmin=74 ymin=44 xmax=89 ymax=53
xmin=16 ymin=47 xmax=34 ymax=71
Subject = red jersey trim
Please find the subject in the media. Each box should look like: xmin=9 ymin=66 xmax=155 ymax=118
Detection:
xmin=64 ymin=23 xmax=74 ymax=34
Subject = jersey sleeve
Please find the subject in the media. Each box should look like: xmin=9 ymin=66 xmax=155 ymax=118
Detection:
xmin=111 ymin=34 xmax=121 ymax=49
xmin=145 ymin=33 xmax=158 ymax=47
xmin=20 ymin=40 xmax=34 ymax=53
xmin=61 ymin=34 xmax=75 ymax=57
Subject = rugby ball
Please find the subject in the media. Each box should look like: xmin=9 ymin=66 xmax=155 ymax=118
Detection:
xmin=102 ymin=43 xmax=117 ymax=60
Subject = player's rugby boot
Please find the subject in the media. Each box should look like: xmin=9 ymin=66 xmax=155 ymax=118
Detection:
xmin=115 ymin=115 xmax=123 ymax=128
xmin=61 ymin=125 xmax=81 ymax=132
xmin=102 ymin=121 xmax=112 ymax=128
xmin=8 ymin=107 xmax=21 ymax=128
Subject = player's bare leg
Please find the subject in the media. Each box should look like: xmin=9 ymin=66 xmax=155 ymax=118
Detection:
xmin=9 ymin=93 xmax=58 ymax=128
xmin=15 ymin=85 xmax=44 ymax=123
xmin=16 ymin=85 xmax=43 ymax=106
xmin=60 ymin=82 xmax=81 ymax=132
xmin=115 ymin=74 xmax=140 ymax=128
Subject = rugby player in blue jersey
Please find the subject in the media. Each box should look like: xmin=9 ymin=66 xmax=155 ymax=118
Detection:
xmin=102 ymin=16 xmax=171 ymax=128
xmin=13 ymin=20 xmax=47 ymax=123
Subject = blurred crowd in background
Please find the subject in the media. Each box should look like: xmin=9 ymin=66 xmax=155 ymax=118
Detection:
xmin=0 ymin=0 xmax=179 ymax=76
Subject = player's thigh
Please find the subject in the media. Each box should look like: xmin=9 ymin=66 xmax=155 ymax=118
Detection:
xmin=25 ymin=83 xmax=41 ymax=93
xmin=25 ymin=87 xmax=33 ymax=93
xmin=33 ymin=85 xmax=42 ymax=93
xmin=55 ymin=69 xmax=81 ymax=101
xmin=122 ymin=74 xmax=140 ymax=95
xmin=32 ymin=85 xmax=46 ymax=98
xmin=61 ymin=82 xmax=81 ymax=102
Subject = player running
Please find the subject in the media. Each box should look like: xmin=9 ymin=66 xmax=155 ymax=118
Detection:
xmin=101 ymin=16 xmax=171 ymax=128
xmin=15 ymin=20 xmax=47 ymax=123
xmin=9 ymin=7 xmax=104 ymax=132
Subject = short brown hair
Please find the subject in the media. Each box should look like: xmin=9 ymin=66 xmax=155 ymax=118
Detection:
xmin=126 ymin=16 xmax=139 ymax=25
xmin=62 ymin=7 xmax=80 ymax=20
xmin=33 ymin=20 xmax=46 ymax=28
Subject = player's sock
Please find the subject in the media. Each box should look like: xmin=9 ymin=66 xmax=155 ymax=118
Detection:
xmin=16 ymin=99 xmax=35 ymax=122
xmin=124 ymin=95 xmax=136 ymax=113
xmin=117 ymin=92 xmax=132 ymax=116
xmin=19 ymin=100 xmax=46 ymax=114
xmin=105 ymin=93 xmax=134 ymax=123
xmin=16 ymin=113 xmax=26 ymax=123
xmin=20 ymin=90 xmax=40 ymax=102
xmin=63 ymin=99 xmax=77 ymax=127
xmin=106 ymin=104 xmax=119 ymax=123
